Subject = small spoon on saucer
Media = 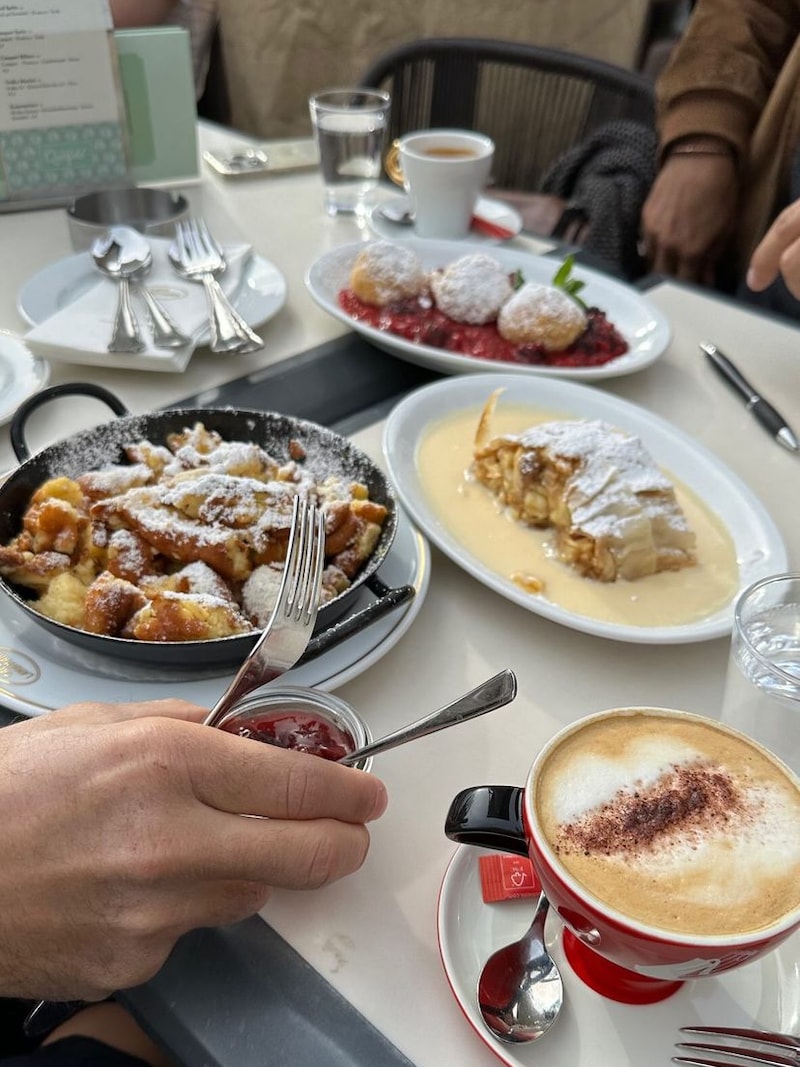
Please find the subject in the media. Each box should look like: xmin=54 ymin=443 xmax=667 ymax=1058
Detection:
xmin=91 ymin=226 xmax=190 ymax=351
xmin=477 ymin=891 xmax=564 ymax=1044
xmin=338 ymin=668 xmax=517 ymax=765
xmin=376 ymin=200 xmax=515 ymax=240
xmin=91 ymin=227 xmax=145 ymax=353
xmin=377 ymin=200 xmax=416 ymax=226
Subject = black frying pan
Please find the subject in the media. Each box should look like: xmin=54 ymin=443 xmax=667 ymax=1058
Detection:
xmin=2 ymin=383 xmax=397 ymax=668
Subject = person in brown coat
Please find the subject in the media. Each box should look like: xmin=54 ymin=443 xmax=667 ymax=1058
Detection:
xmin=641 ymin=0 xmax=800 ymax=295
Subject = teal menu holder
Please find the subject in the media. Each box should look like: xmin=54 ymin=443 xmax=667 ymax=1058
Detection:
xmin=114 ymin=27 xmax=199 ymax=185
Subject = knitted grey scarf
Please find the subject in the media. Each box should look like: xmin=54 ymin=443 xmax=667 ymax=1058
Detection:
xmin=541 ymin=119 xmax=657 ymax=279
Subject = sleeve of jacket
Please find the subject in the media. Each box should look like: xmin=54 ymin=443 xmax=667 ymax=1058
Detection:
xmin=655 ymin=0 xmax=800 ymax=157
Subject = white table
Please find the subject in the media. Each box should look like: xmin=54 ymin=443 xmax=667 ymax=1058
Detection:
xmin=1 ymin=123 xmax=798 ymax=1067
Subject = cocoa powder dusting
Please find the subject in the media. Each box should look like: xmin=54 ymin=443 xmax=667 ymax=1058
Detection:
xmin=557 ymin=762 xmax=746 ymax=857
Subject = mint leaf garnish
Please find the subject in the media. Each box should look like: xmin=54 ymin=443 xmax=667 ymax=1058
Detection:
xmin=551 ymin=254 xmax=588 ymax=310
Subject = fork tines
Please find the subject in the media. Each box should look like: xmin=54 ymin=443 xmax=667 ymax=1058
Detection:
xmin=282 ymin=495 xmax=326 ymax=625
xmin=674 ymin=1025 xmax=800 ymax=1067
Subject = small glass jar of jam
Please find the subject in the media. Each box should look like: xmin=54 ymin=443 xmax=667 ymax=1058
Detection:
xmin=217 ymin=686 xmax=373 ymax=771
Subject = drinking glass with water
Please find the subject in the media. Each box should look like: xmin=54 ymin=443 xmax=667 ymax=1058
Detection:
xmin=308 ymin=88 xmax=391 ymax=216
xmin=722 ymin=573 xmax=800 ymax=774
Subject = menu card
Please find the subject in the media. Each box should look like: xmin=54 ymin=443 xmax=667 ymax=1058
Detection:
xmin=0 ymin=0 xmax=128 ymax=205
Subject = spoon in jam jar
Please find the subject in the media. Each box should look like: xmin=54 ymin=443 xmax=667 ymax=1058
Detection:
xmin=337 ymin=668 xmax=517 ymax=766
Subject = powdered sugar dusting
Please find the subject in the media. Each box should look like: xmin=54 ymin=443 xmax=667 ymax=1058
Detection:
xmin=350 ymin=240 xmax=428 ymax=306
xmin=516 ymin=419 xmax=686 ymax=542
xmin=429 ymin=253 xmax=512 ymax=324
xmin=498 ymin=282 xmax=586 ymax=349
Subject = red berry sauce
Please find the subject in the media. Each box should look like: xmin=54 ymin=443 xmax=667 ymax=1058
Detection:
xmin=220 ymin=710 xmax=355 ymax=761
xmin=338 ymin=289 xmax=628 ymax=368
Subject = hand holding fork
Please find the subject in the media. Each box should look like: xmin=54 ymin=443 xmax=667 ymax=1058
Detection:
xmin=169 ymin=217 xmax=264 ymax=354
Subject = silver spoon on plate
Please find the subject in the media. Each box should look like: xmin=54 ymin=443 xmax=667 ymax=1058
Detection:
xmin=477 ymin=890 xmax=564 ymax=1043
xmin=91 ymin=226 xmax=190 ymax=352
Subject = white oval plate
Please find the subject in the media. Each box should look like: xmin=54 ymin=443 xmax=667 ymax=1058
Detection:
xmin=305 ymin=239 xmax=671 ymax=381
xmin=17 ymin=250 xmax=286 ymax=343
xmin=0 ymin=509 xmax=429 ymax=718
xmin=0 ymin=331 xmax=50 ymax=427
xmin=438 ymin=845 xmax=800 ymax=1067
xmin=382 ymin=373 xmax=787 ymax=644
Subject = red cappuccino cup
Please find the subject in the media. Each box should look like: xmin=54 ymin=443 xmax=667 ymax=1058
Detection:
xmin=445 ymin=707 xmax=800 ymax=1004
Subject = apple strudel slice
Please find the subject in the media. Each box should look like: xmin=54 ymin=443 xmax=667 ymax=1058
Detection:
xmin=472 ymin=393 xmax=696 ymax=582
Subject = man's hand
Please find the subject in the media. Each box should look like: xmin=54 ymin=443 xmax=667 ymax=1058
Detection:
xmin=747 ymin=199 xmax=800 ymax=298
xmin=0 ymin=699 xmax=387 ymax=1000
xmin=641 ymin=152 xmax=739 ymax=284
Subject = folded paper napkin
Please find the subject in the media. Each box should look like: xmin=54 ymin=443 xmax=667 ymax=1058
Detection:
xmin=24 ymin=238 xmax=253 ymax=373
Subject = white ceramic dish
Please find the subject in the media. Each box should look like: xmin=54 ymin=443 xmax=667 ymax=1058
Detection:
xmin=0 ymin=509 xmax=429 ymax=718
xmin=438 ymin=845 xmax=800 ymax=1067
xmin=17 ymin=250 xmax=286 ymax=346
xmin=305 ymin=239 xmax=670 ymax=382
xmin=382 ymin=373 xmax=787 ymax=644
xmin=0 ymin=331 xmax=50 ymax=427
xmin=367 ymin=194 xmax=523 ymax=243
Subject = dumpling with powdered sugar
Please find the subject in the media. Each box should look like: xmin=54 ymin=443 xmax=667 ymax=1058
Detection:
xmin=348 ymin=240 xmax=428 ymax=307
xmin=429 ymin=253 xmax=513 ymax=325
xmin=498 ymin=281 xmax=587 ymax=350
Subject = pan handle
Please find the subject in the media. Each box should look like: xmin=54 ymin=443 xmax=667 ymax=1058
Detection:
xmin=10 ymin=383 xmax=130 ymax=462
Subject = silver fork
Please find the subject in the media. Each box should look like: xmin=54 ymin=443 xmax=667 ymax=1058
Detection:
xmin=169 ymin=217 xmax=264 ymax=354
xmin=674 ymin=1026 xmax=800 ymax=1067
xmin=204 ymin=495 xmax=326 ymax=728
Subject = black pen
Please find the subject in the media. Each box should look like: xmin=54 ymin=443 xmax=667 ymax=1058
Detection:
xmin=699 ymin=342 xmax=799 ymax=453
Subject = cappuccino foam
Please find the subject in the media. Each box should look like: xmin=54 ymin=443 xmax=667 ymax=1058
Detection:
xmin=536 ymin=711 xmax=800 ymax=937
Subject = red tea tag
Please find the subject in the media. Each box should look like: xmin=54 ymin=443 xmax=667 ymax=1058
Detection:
xmin=479 ymin=854 xmax=540 ymax=903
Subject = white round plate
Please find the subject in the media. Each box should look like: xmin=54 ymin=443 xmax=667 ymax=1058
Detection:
xmin=382 ymin=373 xmax=787 ymax=644
xmin=367 ymin=194 xmax=523 ymax=244
xmin=17 ymin=250 xmax=287 ymax=342
xmin=0 ymin=509 xmax=429 ymax=718
xmin=438 ymin=845 xmax=800 ymax=1067
xmin=0 ymin=331 xmax=50 ymax=427
xmin=305 ymin=239 xmax=670 ymax=381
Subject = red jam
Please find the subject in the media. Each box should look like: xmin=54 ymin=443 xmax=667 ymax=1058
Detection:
xmin=220 ymin=709 xmax=355 ymax=761
xmin=338 ymin=289 xmax=629 ymax=368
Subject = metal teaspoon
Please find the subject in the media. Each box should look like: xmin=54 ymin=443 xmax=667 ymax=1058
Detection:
xmin=477 ymin=891 xmax=564 ymax=1044
xmin=338 ymin=668 xmax=517 ymax=765
xmin=91 ymin=226 xmax=190 ymax=350
xmin=91 ymin=228 xmax=145 ymax=353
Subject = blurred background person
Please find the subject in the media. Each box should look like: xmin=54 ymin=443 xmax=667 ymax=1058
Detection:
xmin=640 ymin=0 xmax=800 ymax=309
xmin=110 ymin=0 xmax=218 ymax=99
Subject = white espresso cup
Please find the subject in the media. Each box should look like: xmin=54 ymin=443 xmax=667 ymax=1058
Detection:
xmin=386 ymin=129 xmax=494 ymax=239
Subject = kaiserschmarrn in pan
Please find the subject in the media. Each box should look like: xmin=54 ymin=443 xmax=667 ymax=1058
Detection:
xmin=0 ymin=423 xmax=389 ymax=642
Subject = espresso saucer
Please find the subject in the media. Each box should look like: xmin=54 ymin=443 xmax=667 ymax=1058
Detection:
xmin=367 ymin=193 xmax=523 ymax=243
xmin=437 ymin=846 xmax=799 ymax=1067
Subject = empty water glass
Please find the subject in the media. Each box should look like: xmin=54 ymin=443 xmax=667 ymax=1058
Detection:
xmin=308 ymin=87 xmax=391 ymax=216
xmin=721 ymin=573 xmax=800 ymax=774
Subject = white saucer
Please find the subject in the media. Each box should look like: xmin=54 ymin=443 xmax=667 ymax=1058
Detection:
xmin=0 ymin=331 xmax=50 ymax=427
xmin=0 ymin=509 xmax=429 ymax=718
xmin=17 ymin=249 xmax=286 ymax=353
xmin=368 ymin=194 xmax=523 ymax=243
xmin=438 ymin=846 xmax=800 ymax=1067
